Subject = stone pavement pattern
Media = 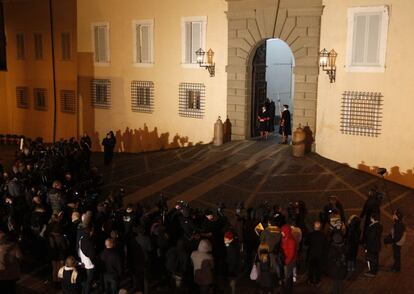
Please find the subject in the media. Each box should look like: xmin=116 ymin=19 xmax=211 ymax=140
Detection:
xmin=2 ymin=139 xmax=413 ymax=293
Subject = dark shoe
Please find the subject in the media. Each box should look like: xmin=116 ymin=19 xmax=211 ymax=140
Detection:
xmin=364 ymin=272 xmax=376 ymax=278
xmin=389 ymin=268 xmax=400 ymax=273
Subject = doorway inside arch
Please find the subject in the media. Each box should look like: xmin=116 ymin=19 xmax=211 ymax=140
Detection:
xmin=251 ymin=38 xmax=295 ymax=138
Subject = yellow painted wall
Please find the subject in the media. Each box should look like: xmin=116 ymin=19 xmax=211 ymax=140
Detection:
xmin=317 ymin=0 xmax=414 ymax=188
xmin=77 ymin=0 xmax=228 ymax=152
xmin=0 ymin=72 xmax=8 ymax=133
xmin=1 ymin=0 xmax=77 ymax=142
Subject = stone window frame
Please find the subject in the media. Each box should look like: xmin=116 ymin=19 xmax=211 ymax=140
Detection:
xmin=179 ymin=82 xmax=205 ymax=119
xmin=181 ymin=16 xmax=207 ymax=68
xmin=132 ymin=19 xmax=154 ymax=67
xmin=131 ymin=80 xmax=154 ymax=113
xmin=91 ymin=21 xmax=110 ymax=66
xmin=346 ymin=6 xmax=389 ymax=73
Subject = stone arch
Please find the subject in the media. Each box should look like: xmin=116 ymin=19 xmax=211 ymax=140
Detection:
xmin=226 ymin=0 xmax=323 ymax=140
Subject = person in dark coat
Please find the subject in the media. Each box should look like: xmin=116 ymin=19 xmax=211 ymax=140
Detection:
xmin=165 ymin=238 xmax=191 ymax=289
xmin=384 ymin=209 xmax=406 ymax=272
xmin=100 ymin=238 xmax=123 ymax=294
xmin=360 ymin=187 xmax=382 ymax=243
xmin=305 ymin=221 xmax=328 ymax=286
xmin=364 ymin=212 xmax=382 ymax=277
xmin=46 ymin=213 xmax=69 ymax=287
xmin=101 ymin=131 xmax=116 ymax=165
xmin=320 ymin=195 xmax=346 ymax=228
xmin=279 ymin=104 xmax=291 ymax=144
xmin=327 ymin=230 xmax=347 ymax=294
xmin=257 ymin=105 xmax=271 ymax=140
xmin=345 ymin=215 xmax=361 ymax=272
xmin=0 ymin=231 xmax=22 ymax=294
xmin=224 ymin=231 xmax=241 ymax=294
xmin=58 ymin=256 xmax=82 ymax=294
xmin=269 ymin=99 xmax=276 ymax=132
xmin=256 ymin=243 xmax=277 ymax=294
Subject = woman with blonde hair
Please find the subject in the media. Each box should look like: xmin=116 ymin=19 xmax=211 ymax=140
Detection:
xmin=256 ymin=243 xmax=277 ymax=294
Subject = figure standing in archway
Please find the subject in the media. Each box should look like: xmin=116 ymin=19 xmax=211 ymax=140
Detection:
xmin=279 ymin=105 xmax=291 ymax=144
xmin=258 ymin=105 xmax=271 ymax=140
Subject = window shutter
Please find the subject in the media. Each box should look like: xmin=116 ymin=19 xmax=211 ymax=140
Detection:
xmin=352 ymin=15 xmax=367 ymax=64
xmin=136 ymin=24 xmax=142 ymax=63
xmin=94 ymin=25 xmax=108 ymax=62
xmin=191 ymin=22 xmax=202 ymax=63
xmin=185 ymin=22 xmax=192 ymax=63
xmin=141 ymin=24 xmax=150 ymax=63
xmin=366 ymin=14 xmax=381 ymax=64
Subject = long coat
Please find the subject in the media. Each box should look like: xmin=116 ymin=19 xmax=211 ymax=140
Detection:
xmin=279 ymin=109 xmax=292 ymax=135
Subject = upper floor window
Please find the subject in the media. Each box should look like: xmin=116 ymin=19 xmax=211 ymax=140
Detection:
xmin=61 ymin=32 xmax=71 ymax=61
xmin=133 ymin=20 xmax=154 ymax=66
xmin=346 ymin=6 xmax=389 ymax=72
xmin=181 ymin=16 xmax=207 ymax=66
xmin=92 ymin=22 xmax=110 ymax=65
xmin=16 ymin=33 xmax=25 ymax=60
xmin=34 ymin=33 xmax=43 ymax=60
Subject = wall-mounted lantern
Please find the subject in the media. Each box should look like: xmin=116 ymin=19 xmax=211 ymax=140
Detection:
xmin=196 ymin=48 xmax=215 ymax=77
xmin=319 ymin=48 xmax=337 ymax=83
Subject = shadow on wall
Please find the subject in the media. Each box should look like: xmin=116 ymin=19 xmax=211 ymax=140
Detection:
xmin=358 ymin=161 xmax=414 ymax=189
xmin=90 ymin=125 xmax=203 ymax=153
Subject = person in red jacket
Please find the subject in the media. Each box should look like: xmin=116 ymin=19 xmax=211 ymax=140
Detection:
xmin=281 ymin=225 xmax=296 ymax=294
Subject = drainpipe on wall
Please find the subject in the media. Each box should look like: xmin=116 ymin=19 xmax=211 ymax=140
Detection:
xmin=49 ymin=0 xmax=57 ymax=143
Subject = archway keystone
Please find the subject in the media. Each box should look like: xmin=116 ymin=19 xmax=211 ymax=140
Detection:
xmin=226 ymin=0 xmax=323 ymax=140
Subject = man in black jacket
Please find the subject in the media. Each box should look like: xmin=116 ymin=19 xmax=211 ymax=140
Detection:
xmin=364 ymin=212 xmax=382 ymax=277
xmin=386 ymin=209 xmax=406 ymax=272
xmin=224 ymin=231 xmax=240 ymax=294
xmin=306 ymin=221 xmax=328 ymax=286
xmin=100 ymin=238 xmax=122 ymax=294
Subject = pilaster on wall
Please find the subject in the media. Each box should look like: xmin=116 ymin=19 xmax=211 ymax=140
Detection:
xmin=226 ymin=0 xmax=323 ymax=140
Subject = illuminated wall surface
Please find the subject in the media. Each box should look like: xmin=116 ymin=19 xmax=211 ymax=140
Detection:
xmin=317 ymin=0 xmax=414 ymax=188
xmin=1 ymin=0 xmax=413 ymax=188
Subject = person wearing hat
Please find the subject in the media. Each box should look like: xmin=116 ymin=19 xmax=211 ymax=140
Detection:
xmin=258 ymin=105 xmax=271 ymax=140
xmin=384 ymin=209 xmax=406 ymax=272
xmin=279 ymin=104 xmax=291 ymax=144
xmin=224 ymin=231 xmax=241 ymax=294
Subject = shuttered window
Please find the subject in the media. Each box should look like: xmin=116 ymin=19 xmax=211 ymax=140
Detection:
xmin=34 ymin=33 xmax=43 ymax=60
xmin=61 ymin=32 xmax=71 ymax=60
xmin=346 ymin=6 xmax=388 ymax=72
xmin=16 ymin=33 xmax=25 ymax=60
xmin=133 ymin=20 xmax=154 ymax=65
xmin=92 ymin=23 xmax=109 ymax=64
xmin=181 ymin=17 xmax=206 ymax=65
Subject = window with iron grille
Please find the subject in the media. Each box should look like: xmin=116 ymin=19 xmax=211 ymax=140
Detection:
xmin=340 ymin=91 xmax=382 ymax=137
xmin=16 ymin=33 xmax=25 ymax=60
xmin=16 ymin=87 xmax=29 ymax=109
xmin=34 ymin=33 xmax=43 ymax=60
xmin=33 ymin=88 xmax=47 ymax=111
xmin=91 ymin=79 xmax=111 ymax=108
xmin=60 ymin=90 xmax=76 ymax=113
xmin=179 ymin=83 xmax=205 ymax=118
xmin=61 ymin=32 xmax=71 ymax=61
xmin=131 ymin=81 xmax=153 ymax=113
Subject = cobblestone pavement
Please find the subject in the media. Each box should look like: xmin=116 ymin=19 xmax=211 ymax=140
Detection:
xmin=2 ymin=138 xmax=414 ymax=293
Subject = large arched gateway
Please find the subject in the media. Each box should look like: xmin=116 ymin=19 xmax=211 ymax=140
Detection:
xmin=226 ymin=0 xmax=323 ymax=141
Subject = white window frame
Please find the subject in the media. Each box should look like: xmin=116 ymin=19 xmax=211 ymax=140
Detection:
xmin=91 ymin=21 xmax=110 ymax=66
xmin=346 ymin=6 xmax=389 ymax=73
xmin=132 ymin=19 xmax=154 ymax=68
xmin=181 ymin=16 xmax=207 ymax=68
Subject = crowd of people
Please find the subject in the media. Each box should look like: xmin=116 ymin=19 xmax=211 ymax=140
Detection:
xmin=0 ymin=135 xmax=407 ymax=294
